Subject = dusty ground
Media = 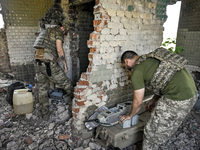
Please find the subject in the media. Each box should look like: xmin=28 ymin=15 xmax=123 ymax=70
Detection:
xmin=0 ymin=83 xmax=200 ymax=150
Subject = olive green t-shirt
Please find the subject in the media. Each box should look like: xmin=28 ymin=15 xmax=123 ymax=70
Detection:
xmin=131 ymin=58 xmax=197 ymax=100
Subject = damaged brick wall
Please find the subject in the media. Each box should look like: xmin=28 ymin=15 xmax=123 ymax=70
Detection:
xmin=177 ymin=0 xmax=200 ymax=66
xmin=0 ymin=0 xmax=53 ymax=83
xmin=0 ymin=28 xmax=10 ymax=73
xmin=72 ymin=0 xmax=170 ymax=137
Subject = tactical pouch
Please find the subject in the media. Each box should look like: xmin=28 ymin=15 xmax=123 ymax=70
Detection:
xmin=45 ymin=62 xmax=51 ymax=77
xmin=35 ymin=49 xmax=44 ymax=61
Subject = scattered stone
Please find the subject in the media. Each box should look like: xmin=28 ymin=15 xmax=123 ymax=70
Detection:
xmin=28 ymin=142 xmax=38 ymax=150
xmin=26 ymin=113 xmax=32 ymax=119
xmin=25 ymin=136 xmax=33 ymax=145
xmin=89 ymin=142 xmax=102 ymax=149
xmin=0 ymin=82 xmax=200 ymax=150
xmin=59 ymin=134 xmax=71 ymax=140
xmin=74 ymin=147 xmax=84 ymax=150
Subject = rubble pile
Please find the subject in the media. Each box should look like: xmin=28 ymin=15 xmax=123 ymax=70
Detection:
xmin=0 ymin=86 xmax=106 ymax=150
xmin=0 ymin=90 xmax=74 ymax=150
xmin=0 ymin=82 xmax=200 ymax=149
xmin=159 ymin=108 xmax=200 ymax=150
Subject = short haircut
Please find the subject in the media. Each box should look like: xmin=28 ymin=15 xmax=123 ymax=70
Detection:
xmin=121 ymin=50 xmax=138 ymax=64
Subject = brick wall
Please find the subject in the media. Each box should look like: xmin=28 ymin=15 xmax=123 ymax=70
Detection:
xmin=0 ymin=0 xmax=53 ymax=83
xmin=72 ymin=0 xmax=168 ymax=135
xmin=177 ymin=0 xmax=200 ymax=66
xmin=0 ymin=28 xmax=10 ymax=73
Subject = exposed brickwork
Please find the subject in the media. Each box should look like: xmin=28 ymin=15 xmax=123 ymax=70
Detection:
xmin=72 ymin=0 xmax=168 ymax=134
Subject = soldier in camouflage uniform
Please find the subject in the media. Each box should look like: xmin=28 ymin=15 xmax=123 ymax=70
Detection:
xmin=120 ymin=48 xmax=198 ymax=149
xmin=34 ymin=23 xmax=73 ymax=119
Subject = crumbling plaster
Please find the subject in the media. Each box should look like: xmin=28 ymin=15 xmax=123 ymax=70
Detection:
xmin=72 ymin=0 xmax=171 ymax=133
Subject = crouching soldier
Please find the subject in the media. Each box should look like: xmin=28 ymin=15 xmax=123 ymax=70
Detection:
xmin=33 ymin=22 xmax=73 ymax=120
xmin=120 ymin=48 xmax=198 ymax=149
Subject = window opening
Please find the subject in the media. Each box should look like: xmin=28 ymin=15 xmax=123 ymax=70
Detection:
xmin=162 ymin=1 xmax=181 ymax=52
xmin=0 ymin=3 xmax=4 ymax=28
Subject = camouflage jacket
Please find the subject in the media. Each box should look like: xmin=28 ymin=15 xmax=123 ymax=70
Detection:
xmin=135 ymin=48 xmax=188 ymax=95
xmin=33 ymin=26 xmax=64 ymax=58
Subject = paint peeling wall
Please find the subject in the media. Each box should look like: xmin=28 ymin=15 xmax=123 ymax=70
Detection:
xmin=72 ymin=0 xmax=168 ymax=136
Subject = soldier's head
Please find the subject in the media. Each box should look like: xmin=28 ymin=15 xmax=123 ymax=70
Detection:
xmin=57 ymin=22 xmax=67 ymax=35
xmin=121 ymin=50 xmax=139 ymax=70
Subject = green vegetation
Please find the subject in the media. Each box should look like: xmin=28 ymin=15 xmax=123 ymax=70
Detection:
xmin=162 ymin=38 xmax=183 ymax=54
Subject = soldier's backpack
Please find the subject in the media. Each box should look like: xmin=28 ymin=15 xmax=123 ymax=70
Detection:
xmin=6 ymin=82 xmax=25 ymax=105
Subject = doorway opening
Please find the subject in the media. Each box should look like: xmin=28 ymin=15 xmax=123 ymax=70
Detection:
xmin=75 ymin=1 xmax=95 ymax=75
xmin=162 ymin=1 xmax=181 ymax=51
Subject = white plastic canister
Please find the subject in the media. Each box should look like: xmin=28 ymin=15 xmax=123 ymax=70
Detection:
xmin=13 ymin=89 xmax=33 ymax=115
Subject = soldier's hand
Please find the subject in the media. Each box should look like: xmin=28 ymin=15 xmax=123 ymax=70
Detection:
xmin=64 ymin=66 xmax=68 ymax=73
xmin=120 ymin=115 xmax=132 ymax=123
xmin=145 ymin=99 xmax=156 ymax=112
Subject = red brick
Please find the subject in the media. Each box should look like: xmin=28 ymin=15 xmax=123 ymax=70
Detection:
xmin=74 ymin=87 xmax=86 ymax=93
xmin=88 ymin=53 xmax=93 ymax=59
xmin=72 ymin=113 xmax=78 ymax=118
xmin=97 ymin=90 xmax=105 ymax=95
xmin=94 ymin=26 xmax=104 ymax=32
xmin=98 ymin=96 xmax=103 ymax=99
xmin=88 ymin=67 xmax=92 ymax=72
xmin=25 ymin=136 xmax=33 ymax=145
xmin=59 ymin=134 xmax=71 ymax=140
xmin=75 ymin=100 xmax=86 ymax=106
xmin=90 ymin=48 xmax=96 ymax=53
xmin=101 ymin=14 xmax=111 ymax=20
xmin=93 ymin=20 xmax=101 ymax=26
xmin=87 ymin=40 xmax=93 ymax=46
xmin=90 ymin=33 xmax=100 ymax=40
xmin=103 ymin=20 xmax=108 ymax=26
xmin=72 ymin=106 xmax=80 ymax=113
xmin=95 ymin=0 xmax=99 ymax=5
xmin=94 ymin=6 xmax=100 ymax=13
xmin=81 ymin=73 xmax=88 ymax=80
xmin=77 ymin=80 xmax=89 ymax=86
xmin=89 ymin=60 xmax=92 ymax=66
xmin=74 ymin=93 xmax=85 ymax=100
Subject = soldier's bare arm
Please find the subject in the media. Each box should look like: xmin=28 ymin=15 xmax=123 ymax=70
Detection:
xmin=120 ymin=88 xmax=145 ymax=122
xmin=56 ymin=39 xmax=68 ymax=73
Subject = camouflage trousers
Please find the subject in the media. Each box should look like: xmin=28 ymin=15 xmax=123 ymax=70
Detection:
xmin=35 ymin=61 xmax=73 ymax=114
xmin=143 ymin=94 xmax=198 ymax=150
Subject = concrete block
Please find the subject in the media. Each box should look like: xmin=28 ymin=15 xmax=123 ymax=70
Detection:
xmin=109 ymin=41 xmax=119 ymax=47
xmin=107 ymin=9 xmax=117 ymax=16
xmin=111 ymin=28 xmax=119 ymax=35
xmin=117 ymin=10 xmax=124 ymax=17
xmin=106 ymin=35 xmax=115 ymax=41
xmin=120 ymin=29 xmax=127 ymax=35
xmin=124 ymin=11 xmax=132 ymax=18
xmin=101 ymin=41 xmax=110 ymax=47
xmin=111 ymin=16 xmax=120 ymax=23
xmin=132 ymin=12 xmax=140 ymax=18
xmin=101 ymin=28 xmax=111 ymax=35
